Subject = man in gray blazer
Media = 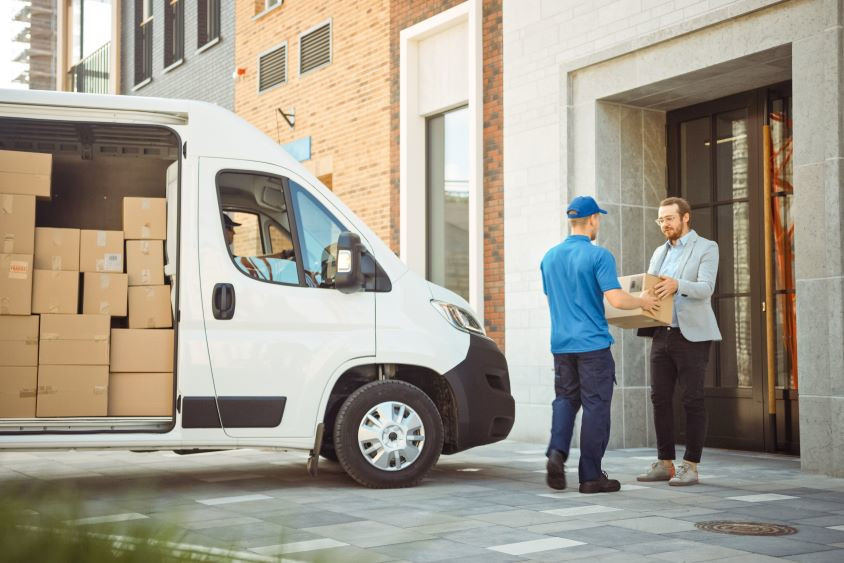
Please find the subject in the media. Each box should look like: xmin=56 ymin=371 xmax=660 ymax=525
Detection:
xmin=637 ymin=197 xmax=722 ymax=486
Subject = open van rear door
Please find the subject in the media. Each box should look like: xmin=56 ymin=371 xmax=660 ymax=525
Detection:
xmin=195 ymin=157 xmax=375 ymax=439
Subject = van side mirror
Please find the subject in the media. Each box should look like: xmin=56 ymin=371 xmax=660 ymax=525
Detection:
xmin=334 ymin=231 xmax=364 ymax=293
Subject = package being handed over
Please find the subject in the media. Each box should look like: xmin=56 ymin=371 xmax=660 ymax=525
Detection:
xmin=604 ymin=273 xmax=673 ymax=329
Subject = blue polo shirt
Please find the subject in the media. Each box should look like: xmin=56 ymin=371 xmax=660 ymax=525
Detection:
xmin=540 ymin=235 xmax=621 ymax=354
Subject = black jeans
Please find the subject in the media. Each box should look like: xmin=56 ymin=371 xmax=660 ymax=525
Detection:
xmin=650 ymin=327 xmax=711 ymax=464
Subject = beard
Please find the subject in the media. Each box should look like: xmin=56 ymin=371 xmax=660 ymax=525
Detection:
xmin=663 ymin=226 xmax=682 ymax=242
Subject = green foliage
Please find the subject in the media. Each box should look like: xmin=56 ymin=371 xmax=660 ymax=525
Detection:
xmin=0 ymin=484 xmax=220 ymax=562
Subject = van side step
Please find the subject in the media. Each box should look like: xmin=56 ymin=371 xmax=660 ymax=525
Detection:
xmin=0 ymin=417 xmax=173 ymax=433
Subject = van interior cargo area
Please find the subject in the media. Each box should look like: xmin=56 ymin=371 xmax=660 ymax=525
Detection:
xmin=0 ymin=117 xmax=179 ymax=433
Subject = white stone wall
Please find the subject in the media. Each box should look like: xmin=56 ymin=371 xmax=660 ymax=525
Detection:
xmin=503 ymin=0 xmax=844 ymax=475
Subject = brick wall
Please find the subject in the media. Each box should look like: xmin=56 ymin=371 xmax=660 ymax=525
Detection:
xmin=389 ymin=0 xmax=505 ymax=349
xmin=234 ymin=0 xmax=393 ymax=245
xmin=482 ymin=0 xmax=504 ymax=349
xmin=121 ymin=0 xmax=235 ymax=109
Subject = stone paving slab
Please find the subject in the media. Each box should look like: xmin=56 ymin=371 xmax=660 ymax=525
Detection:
xmin=4 ymin=441 xmax=844 ymax=561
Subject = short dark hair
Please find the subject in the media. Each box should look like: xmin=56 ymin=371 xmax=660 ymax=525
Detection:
xmin=567 ymin=209 xmax=596 ymax=228
xmin=659 ymin=197 xmax=691 ymax=221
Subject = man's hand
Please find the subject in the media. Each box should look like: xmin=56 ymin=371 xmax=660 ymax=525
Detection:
xmin=268 ymin=249 xmax=295 ymax=260
xmin=640 ymin=291 xmax=660 ymax=313
xmin=654 ymin=276 xmax=678 ymax=299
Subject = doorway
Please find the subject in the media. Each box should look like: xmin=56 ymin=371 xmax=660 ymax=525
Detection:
xmin=666 ymin=83 xmax=798 ymax=454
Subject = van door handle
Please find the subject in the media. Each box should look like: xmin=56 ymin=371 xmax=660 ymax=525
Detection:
xmin=212 ymin=283 xmax=235 ymax=320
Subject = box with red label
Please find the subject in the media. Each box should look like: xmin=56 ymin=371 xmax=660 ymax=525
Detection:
xmin=0 ymin=253 xmax=33 ymax=315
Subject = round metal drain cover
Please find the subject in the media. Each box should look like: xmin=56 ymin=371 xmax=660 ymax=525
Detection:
xmin=696 ymin=521 xmax=797 ymax=536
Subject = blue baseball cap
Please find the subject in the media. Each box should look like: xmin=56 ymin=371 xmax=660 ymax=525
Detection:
xmin=566 ymin=196 xmax=608 ymax=219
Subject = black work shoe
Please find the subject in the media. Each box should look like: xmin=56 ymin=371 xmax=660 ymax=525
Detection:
xmin=579 ymin=471 xmax=621 ymax=494
xmin=546 ymin=450 xmax=567 ymax=490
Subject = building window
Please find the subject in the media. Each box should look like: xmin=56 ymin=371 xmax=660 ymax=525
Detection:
xmin=134 ymin=0 xmax=152 ymax=85
xmin=68 ymin=0 xmax=113 ymax=93
xmin=258 ymin=42 xmax=287 ymax=93
xmin=427 ymin=106 xmax=469 ymax=301
xmin=164 ymin=0 xmax=184 ymax=68
xmin=299 ymin=20 xmax=331 ymax=76
xmin=197 ymin=0 xmax=220 ymax=49
xmin=254 ymin=0 xmax=281 ymax=15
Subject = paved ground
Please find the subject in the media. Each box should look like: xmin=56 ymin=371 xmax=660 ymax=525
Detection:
xmin=3 ymin=441 xmax=844 ymax=561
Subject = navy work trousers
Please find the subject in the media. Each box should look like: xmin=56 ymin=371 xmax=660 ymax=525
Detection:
xmin=546 ymin=346 xmax=615 ymax=483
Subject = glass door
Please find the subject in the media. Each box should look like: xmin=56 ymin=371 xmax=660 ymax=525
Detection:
xmin=768 ymin=84 xmax=799 ymax=453
xmin=668 ymin=90 xmax=766 ymax=451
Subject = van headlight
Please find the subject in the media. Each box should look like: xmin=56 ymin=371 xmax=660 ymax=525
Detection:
xmin=431 ymin=300 xmax=486 ymax=337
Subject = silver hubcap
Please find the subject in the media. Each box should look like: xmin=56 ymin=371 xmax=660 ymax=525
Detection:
xmin=357 ymin=401 xmax=425 ymax=471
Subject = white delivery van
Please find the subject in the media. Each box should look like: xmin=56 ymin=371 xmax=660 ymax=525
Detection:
xmin=0 ymin=90 xmax=514 ymax=488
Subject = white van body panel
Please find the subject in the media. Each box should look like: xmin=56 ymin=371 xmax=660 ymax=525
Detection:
xmin=196 ymin=157 xmax=376 ymax=439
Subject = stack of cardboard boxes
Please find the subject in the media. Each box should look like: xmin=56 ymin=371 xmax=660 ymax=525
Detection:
xmin=0 ymin=150 xmax=174 ymax=418
xmin=110 ymin=198 xmax=173 ymax=416
xmin=0 ymin=150 xmax=49 ymax=417
xmin=37 ymin=314 xmax=110 ymax=416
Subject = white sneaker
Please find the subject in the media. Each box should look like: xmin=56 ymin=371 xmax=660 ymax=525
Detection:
xmin=668 ymin=461 xmax=699 ymax=486
xmin=637 ymin=461 xmax=675 ymax=482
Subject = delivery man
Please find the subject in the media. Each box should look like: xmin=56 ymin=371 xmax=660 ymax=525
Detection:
xmin=542 ymin=196 xmax=659 ymax=493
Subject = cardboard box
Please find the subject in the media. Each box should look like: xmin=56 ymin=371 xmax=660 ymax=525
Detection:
xmin=128 ymin=285 xmax=171 ymax=328
xmin=0 ymin=194 xmax=35 ymax=254
xmin=36 ymin=365 xmax=108 ymax=417
xmin=83 ymin=273 xmax=128 ymax=317
xmin=0 ymin=149 xmax=52 ymax=198
xmin=0 ymin=315 xmax=38 ymax=366
xmin=126 ymin=239 xmax=164 ymax=286
xmin=109 ymin=372 xmax=174 ymax=416
xmin=605 ymin=273 xmax=674 ymax=329
xmin=34 ymin=227 xmax=80 ymax=271
xmin=123 ymin=197 xmax=166 ymax=240
xmin=110 ymin=329 xmax=173 ymax=373
xmin=32 ymin=270 xmax=79 ymax=314
xmin=39 ymin=314 xmax=110 ymax=365
xmin=0 ymin=253 xmax=33 ymax=315
xmin=0 ymin=366 xmax=37 ymax=418
xmin=80 ymin=230 xmax=124 ymax=273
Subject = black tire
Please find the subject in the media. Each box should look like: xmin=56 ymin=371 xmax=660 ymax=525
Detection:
xmin=320 ymin=441 xmax=339 ymax=462
xmin=334 ymin=380 xmax=443 ymax=488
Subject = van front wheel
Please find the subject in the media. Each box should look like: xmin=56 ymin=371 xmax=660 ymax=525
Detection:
xmin=334 ymin=380 xmax=443 ymax=488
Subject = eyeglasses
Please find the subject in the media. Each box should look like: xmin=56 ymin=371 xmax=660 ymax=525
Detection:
xmin=655 ymin=215 xmax=678 ymax=226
